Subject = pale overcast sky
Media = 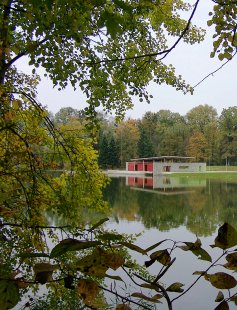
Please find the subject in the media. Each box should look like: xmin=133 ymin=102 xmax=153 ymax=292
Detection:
xmin=18 ymin=1 xmax=237 ymax=119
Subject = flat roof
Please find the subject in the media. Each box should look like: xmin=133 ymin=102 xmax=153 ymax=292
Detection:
xmin=130 ymin=156 xmax=195 ymax=161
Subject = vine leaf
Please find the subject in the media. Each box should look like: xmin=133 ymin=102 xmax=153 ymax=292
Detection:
xmin=205 ymin=272 xmax=237 ymax=289
xmin=211 ymin=223 xmax=237 ymax=250
xmin=166 ymin=282 xmax=184 ymax=293
xmin=50 ymin=239 xmax=101 ymax=257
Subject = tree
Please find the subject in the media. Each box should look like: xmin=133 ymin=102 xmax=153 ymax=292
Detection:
xmin=98 ymin=134 xmax=109 ymax=169
xmin=186 ymin=105 xmax=218 ymax=134
xmin=186 ymin=105 xmax=220 ymax=164
xmin=0 ymin=0 xmax=205 ymax=120
xmin=108 ymin=136 xmax=120 ymax=168
xmin=219 ymin=107 xmax=237 ymax=164
xmin=1 ymin=1 xmax=237 ymax=308
xmin=137 ymin=124 xmax=154 ymax=158
xmin=187 ymin=131 xmax=209 ymax=161
xmin=54 ymin=107 xmax=85 ymax=124
xmin=115 ymin=119 xmax=140 ymax=167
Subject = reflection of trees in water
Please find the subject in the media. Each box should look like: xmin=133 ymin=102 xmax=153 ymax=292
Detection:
xmin=105 ymin=177 xmax=237 ymax=236
xmin=218 ymin=182 xmax=237 ymax=228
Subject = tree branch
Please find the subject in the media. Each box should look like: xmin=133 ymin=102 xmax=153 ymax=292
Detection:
xmin=193 ymin=51 xmax=237 ymax=89
xmin=79 ymin=0 xmax=201 ymax=66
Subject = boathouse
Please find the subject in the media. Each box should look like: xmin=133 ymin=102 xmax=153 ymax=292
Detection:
xmin=126 ymin=156 xmax=206 ymax=174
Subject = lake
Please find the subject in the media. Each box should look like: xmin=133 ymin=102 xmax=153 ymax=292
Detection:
xmin=103 ymin=175 xmax=237 ymax=310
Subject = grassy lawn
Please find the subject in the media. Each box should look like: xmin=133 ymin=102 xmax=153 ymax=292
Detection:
xmin=207 ymin=166 xmax=237 ymax=172
xmin=170 ymin=166 xmax=237 ymax=181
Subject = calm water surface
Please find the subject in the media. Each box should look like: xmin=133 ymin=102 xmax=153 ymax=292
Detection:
xmin=103 ymin=175 xmax=237 ymax=310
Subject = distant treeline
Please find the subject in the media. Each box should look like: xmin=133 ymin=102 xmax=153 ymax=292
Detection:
xmin=52 ymin=104 xmax=237 ymax=168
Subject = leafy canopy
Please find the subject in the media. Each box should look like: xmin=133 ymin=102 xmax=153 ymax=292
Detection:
xmin=0 ymin=0 xmax=205 ymax=119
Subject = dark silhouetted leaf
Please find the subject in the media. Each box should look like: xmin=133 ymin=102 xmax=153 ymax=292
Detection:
xmin=166 ymin=282 xmax=184 ymax=293
xmin=214 ymin=300 xmax=229 ymax=310
xmin=145 ymin=258 xmax=156 ymax=268
xmin=50 ymin=239 xmax=101 ymax=257
xmin=64 ymin=275 xmax=75 ymax=289
xmin=212 ymin=223 xmax=237 ymax=250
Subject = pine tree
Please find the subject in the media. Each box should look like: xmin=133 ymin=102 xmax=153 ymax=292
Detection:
xmin=108 ymin=137 xmax=120 ymax=168
xmin=98 ymin=135 xmax=109 ymax=168
xmin=137 ymin=126 xmax=154 ymax=158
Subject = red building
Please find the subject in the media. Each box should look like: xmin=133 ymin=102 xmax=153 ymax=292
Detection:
xmin=126 ymin=156 xmax=206 ymax=174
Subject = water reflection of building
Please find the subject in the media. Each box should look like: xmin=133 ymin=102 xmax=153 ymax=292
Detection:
xmin=126 ymin=156 xmax=206 ymax=174
xmin=126 ymin=176 xmax=206 ymax=195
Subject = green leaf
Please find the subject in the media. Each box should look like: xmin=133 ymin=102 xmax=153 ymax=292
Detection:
xmin=166 ymin=282 xmax=184 ymax=293
xmin=0 ymin=280 xmax=20 ymax=310
xmin=150 ymin=249 xmax=171 ymax=266
xmin=205 ymin=272 xmax=237 ymax=289
xmin=131 ymin=292 xmax=162 ymax=303
xmin=98 ymin=233 xmax=123 ymax=241
xmin=190 ymin=247 xmax=212 ymax=262
xmin=105 ymin=274 xmax=124 ymax=282
xmin=50 ymin=239 xmax=101 ymax=257
xmin=119 ymin=242 xmax=146 ymax=254
xmin=19 ymin=252 xmax=49 ymax=259
xmin=145 ymin=240 xmax=167 ymax=252
xmin=88 ymin=217 xmax=109 ymax=231
xmin=212 ymin=223 xmax=237 ymax=250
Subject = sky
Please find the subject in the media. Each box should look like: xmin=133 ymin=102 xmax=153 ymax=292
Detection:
xmin=18 ymin=0 xmax=237 ymax=120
